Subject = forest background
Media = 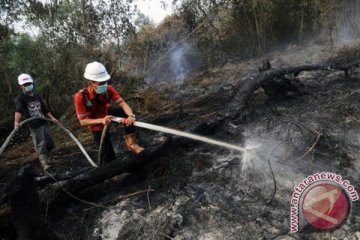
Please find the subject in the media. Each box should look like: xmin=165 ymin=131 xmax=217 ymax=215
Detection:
xmin=1 ymin=0 xmax=360 ymax=123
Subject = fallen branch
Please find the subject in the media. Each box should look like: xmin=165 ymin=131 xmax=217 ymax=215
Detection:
xmin=294 ymin=131 xmax=321 ymax=161
xmin=147 ymin=185 xmax=152 ymax=210
xmin=229 ymin=60 xmax=360 ymax=119
xmin=342 ymin=111 xmax=360 ymax=123
xmin=266 ymin=147 xmax=279 ymax=205
xmin=45 ymin=173 xmax=109 ymax=209
xmin=118 ymin=188 xmax=154 ymax=202
xmin=83 ymin=188 xmax=155 ymax=212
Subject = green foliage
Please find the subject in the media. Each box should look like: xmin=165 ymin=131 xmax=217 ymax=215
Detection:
xmin=8 ymin=34 xmax=36 ymax=73
xmin=0 ymin=0 xmax=24 ymax=24
xmin=0 ymin=0 xmax=139 ymax=120
xmin=0 ymin=0 xmax=359 ymax=122
xmin=174 ymin=0 xmax=322 ymax=62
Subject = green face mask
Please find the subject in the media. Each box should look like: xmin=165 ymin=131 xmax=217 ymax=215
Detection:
xmin=24 ymin=84 xmax=34 ymax=92
xmin=95 ymin=83 xmax=107 ymax=94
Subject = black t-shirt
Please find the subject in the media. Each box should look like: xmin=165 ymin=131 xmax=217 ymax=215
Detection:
xmin=15 ymin=93 xmax=50 ymax=128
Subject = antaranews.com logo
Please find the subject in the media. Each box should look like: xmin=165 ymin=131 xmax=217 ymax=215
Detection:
xmin=290 ymin=172 xmax=359 ymax=233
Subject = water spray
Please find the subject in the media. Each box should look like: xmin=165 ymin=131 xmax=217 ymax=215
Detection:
xmin=112 ymin=117 xmax=252 ymax=153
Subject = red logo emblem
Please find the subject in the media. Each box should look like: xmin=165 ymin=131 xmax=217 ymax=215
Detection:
xmin=301 ymin=183 xmax=350 ymax=230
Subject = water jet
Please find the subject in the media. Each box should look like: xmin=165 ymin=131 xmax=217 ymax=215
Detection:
xmin=111 ymin=117 xmax=258 ymax=153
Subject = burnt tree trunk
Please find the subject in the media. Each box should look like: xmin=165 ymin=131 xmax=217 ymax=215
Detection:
xmin=39 ymin=118 xmax=222 ymax=206
xmin=229 ymin=60 xmax=360 ymax=119
xmin=258 ymin=59 xmax=304 ymax=99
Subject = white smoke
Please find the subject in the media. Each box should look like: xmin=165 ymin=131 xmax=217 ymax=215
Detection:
xmin=335 ymin=2 xmax=360 ymax=43
xmin=144 ymin=42 xmax=201 ymax=84
xmin=170 ymin=42 xmax=193 ymax=83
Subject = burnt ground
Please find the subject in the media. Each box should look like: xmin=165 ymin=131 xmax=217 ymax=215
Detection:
xmin=1 ymin=42 xmax=360 ymax=240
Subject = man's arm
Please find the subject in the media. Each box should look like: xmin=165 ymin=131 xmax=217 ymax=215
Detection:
xmin=14 ymin=112 xmax=22 ymax=129
xmin=118 ymin=101 xmax=135 ymax=126
xmin=118 ymin=101 xmax=134 ymax=117
xmin=46 ymin=112 xmax=59 ymax=123
xmin=78 ymin=116 xmax=112 ymax=127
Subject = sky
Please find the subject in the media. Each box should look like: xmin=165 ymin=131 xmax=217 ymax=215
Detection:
xmin=11 ymin=0 xmax=176 ymax=35
xmin=135 ymin=0 xmax=175 ymax=25
xmin=36 ymin=0 xmax=175 ymax=25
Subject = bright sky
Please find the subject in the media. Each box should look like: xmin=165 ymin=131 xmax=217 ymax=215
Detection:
xmin=135 ymin=0 xmax=175 ymax=25
xmin=37 ymin=0 xmax=175 ymax=25
xmin=12 ymin=0 xmax=177 ymax=35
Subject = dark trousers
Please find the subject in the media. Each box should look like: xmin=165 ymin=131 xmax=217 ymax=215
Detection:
xmin=29 ymin=124 xmax=55 ymax=156
xmin=92 ymin=108 xmax=136 ymax=164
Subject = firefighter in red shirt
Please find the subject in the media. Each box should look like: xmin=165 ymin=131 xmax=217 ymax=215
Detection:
xmin=74 ymin=61 xmax=144 ymax=164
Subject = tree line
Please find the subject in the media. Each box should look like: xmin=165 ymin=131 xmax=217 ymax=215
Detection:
xmin=0 ymin=0 xmax=359 ymax=122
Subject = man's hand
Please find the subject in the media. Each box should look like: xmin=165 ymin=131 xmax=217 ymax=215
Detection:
xmin=50 ymin=118 xmax=59 ymax=124
xmin=125 ymin=116 xmax=135 ymax=126
xmin=14 ymin=122 xmax=20 ymax=129
xmin=102 ymin=115 xmax=112 ymax=125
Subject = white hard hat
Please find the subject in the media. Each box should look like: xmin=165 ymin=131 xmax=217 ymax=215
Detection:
xmin=84 ymin=61 xmax=110 ymax=82
xmin=17 ymin=74 xmax=33 ymax=85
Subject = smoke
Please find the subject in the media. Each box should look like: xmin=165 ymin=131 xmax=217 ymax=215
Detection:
xmin=335 ymin=3 xmax=360 ymax=43
xmin=144 ymin=42 xmax=201 ymax=84
xmin=323 ymin=2 xmax=360 ymax=44
xmin=170 ymin=43 xmax=193 ymax=83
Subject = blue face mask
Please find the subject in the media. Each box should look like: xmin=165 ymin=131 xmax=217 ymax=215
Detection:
xmin=95 ymin=83 xmax=107 ymax=94
xmin=24 ymin=84 xmax=34 ymax=92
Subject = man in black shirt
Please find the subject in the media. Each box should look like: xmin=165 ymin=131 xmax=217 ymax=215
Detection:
xmin=14 ymin=74 xmax=58 ymax=171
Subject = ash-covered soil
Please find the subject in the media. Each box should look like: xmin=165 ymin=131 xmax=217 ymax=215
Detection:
xmin=1 ymin=42 xmax=360 ymax=240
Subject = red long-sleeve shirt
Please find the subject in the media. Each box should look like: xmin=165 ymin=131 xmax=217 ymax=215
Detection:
xmin=74 ymin=85 xmax=123 ymax=132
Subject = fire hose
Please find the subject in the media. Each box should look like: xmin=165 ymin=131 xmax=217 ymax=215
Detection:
xmin=0 ymin=117 xmax=98 ymax=168
xmin=1 ymin=116 xmax=251 ymax=168
xmin=97 ymin=116 xmax=248 ymax=166
xmin=110 ymin=117 xmax=248 ymax=152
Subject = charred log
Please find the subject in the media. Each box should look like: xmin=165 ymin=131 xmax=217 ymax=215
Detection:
xmin=258 ymin=59 xmax=304 ymax=99
xmin=261 ymin=76 xmax=304 ymax=100
xmin=230 ymin=60 xmax=360 ymax=119
xmin=43 ymin=118 xmax=222 ymax=206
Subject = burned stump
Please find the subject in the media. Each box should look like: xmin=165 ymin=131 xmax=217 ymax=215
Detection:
xmin=4 ymin=164 xmax=59 ymax=240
